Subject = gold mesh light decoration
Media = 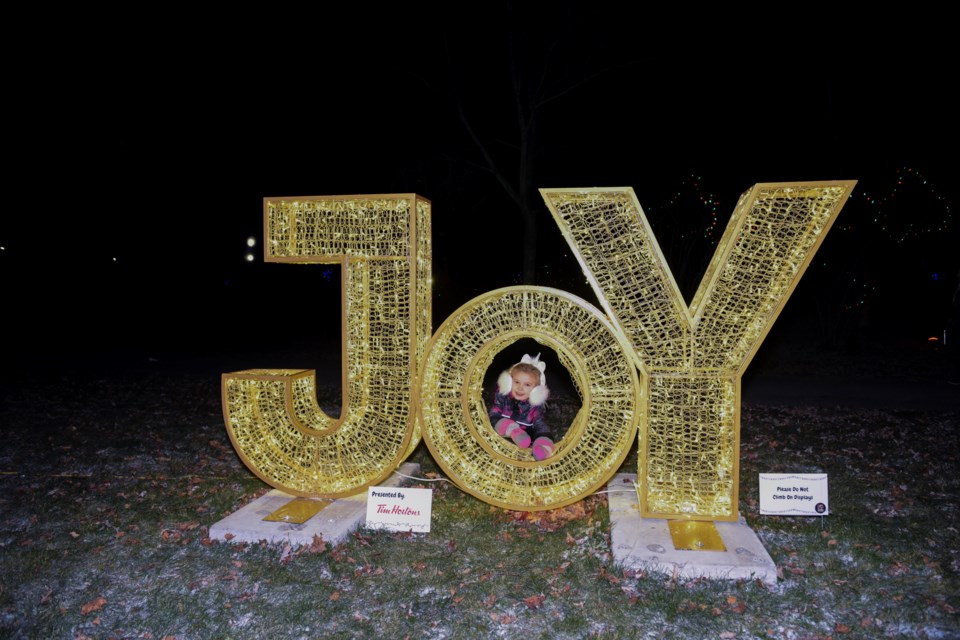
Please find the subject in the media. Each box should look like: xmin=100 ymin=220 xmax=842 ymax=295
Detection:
xmin=541 ymin=182 xmax=855 ymax=520
xmin=222 ymin=194 xmax=431 ymax=497
xmin=419 ymin=286 xmax=642 ymax=511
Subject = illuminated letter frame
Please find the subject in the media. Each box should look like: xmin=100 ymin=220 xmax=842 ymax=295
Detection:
xmin=221 ymin=194 xmax=431 ymax=498
xmin=542 ymin=181 xmax=855 ymax=520
xmin=221 ymin=181 xmax=854 ymax=520
xmin=418 ymin=286 xmax=642 ymax=511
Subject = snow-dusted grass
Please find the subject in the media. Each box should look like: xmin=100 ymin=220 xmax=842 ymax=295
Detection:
xmin=1 ymin=371 xmax=957 ymax=639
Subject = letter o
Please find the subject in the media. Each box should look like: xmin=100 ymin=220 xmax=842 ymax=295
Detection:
xmin=419 ymin=287 xmax=642 ymax=510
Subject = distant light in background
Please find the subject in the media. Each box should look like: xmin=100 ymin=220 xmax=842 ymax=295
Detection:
xmin=245 ymin=253 xmax=254 ymax=262
xmin=850 ymin=167 xmax=954 ymax=243
xmin=112 ymin=257 xmax=117 ymax=262
xmin=247 ymin=236 xmax=256 ymax=247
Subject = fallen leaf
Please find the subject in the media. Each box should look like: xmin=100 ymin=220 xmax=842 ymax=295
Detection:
xmin=309 ymin=534 xmax=327 ymax=554
xmin=69 ymin=531 xmax=79 ymax=539
xmin=352 ymin=531 xmax=371 ymax=546
xmin=835 ymin=623 xmax=850 ymax=633
xmin=80 ymin=596 xmax=107 ymax=615
xmin=523 ymin=594 xmax=546 ymax=609
xmin=330 ymin=591 xmax=341 ymax=601
xmin=720 ymin=632 xmax=735 ymax=639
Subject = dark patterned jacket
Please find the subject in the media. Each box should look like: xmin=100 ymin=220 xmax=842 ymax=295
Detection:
xmin=488 ymin=390 xmax=553 ymax=441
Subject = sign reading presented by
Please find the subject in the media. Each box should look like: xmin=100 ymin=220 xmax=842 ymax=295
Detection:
xmin=759 ymin=474 xmax=829 ymax=516
xmin=365 ymin=487 xmax=433 ymax=533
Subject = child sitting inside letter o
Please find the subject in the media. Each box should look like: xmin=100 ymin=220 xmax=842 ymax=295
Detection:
xmin=488 ymin=353 xmax=555 ymax=461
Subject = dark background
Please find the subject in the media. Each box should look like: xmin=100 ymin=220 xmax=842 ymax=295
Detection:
xmin=4 ymin=7 xmax=956 ymax=378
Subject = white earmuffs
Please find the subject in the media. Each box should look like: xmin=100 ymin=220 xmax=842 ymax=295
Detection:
xmin=497 ymin=353 xmax=550 ymax=406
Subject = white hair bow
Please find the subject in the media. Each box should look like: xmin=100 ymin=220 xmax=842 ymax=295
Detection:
xmin=520 ymin=353 xmax=547 ymax=384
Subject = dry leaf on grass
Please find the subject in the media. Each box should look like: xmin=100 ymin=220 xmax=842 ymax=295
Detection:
xmin=80 ymin=596 xmax=107 ymax=615
xmin=523 ymin=594 xmax=546 ymax=609
xmin=308 ymin=534 xmax=327 ymax=554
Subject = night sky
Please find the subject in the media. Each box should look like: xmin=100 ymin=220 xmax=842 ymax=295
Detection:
xmin=4 ymin=8 xmax=956 ymax=373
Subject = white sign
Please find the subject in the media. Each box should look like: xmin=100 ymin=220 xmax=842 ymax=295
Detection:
xmin=759 ymin=474 xmax=829 ymax=516
xmin=365 ymin=487 xmax=433 ymax=533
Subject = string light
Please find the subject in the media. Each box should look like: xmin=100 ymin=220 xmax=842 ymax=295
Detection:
xmin=543 ymin=182 xmax=855 ymax=521
xmin=419 ymin=287 xmax=640 ymax=511
xmin=222 ymin=195 xmax=432 ymax=498
xmin=842 ymin=166 xmax=953 ymax=244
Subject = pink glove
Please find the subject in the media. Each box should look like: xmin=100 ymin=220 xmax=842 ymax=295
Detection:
xmin=495 ymin=419 xmax=531 ymax=448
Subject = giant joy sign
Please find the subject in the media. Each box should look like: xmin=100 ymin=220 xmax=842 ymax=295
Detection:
xmin=222 ymin=182 xmax=854 ymax=520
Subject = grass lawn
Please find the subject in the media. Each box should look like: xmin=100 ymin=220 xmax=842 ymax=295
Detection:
xmin=1 ymin=365 xmax=957 ymax=639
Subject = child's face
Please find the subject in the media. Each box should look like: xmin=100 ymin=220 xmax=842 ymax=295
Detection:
xmin=511 ymin=371 xmax=539 ymax=402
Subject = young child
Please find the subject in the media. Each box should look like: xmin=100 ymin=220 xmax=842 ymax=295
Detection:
xmin=488 ymin=353 xmax=555 ymax=461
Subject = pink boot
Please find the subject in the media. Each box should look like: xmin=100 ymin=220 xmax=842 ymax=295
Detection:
xmin=531 ymin=437 xmax=555 ymax=461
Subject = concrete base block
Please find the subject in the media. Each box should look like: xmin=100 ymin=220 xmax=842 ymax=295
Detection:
xmin=209 ymin=463 xmax=420 ymax=547
xmin=607 ymin=473 xmax=778 ymax=585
